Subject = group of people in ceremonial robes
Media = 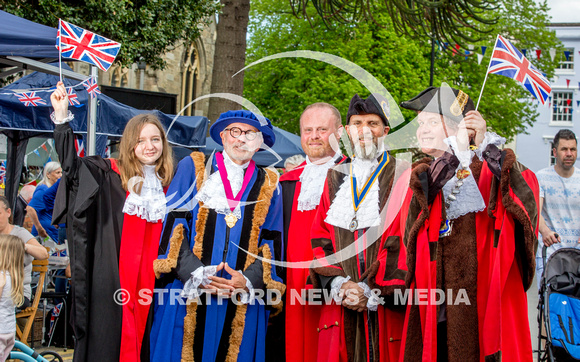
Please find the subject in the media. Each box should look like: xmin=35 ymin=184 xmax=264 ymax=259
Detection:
xmin=46 ymin=81 xmax=539 ymax=362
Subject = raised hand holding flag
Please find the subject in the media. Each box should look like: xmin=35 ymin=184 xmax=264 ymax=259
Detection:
xmin=476 ymin=35 xmax=551 ymax=109
xmin=56 ymin=19 xmax=121 ymax=73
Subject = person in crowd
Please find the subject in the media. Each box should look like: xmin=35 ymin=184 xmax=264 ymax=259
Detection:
xmin=534 ymin=129 xmax=580 ymax=286
xmin=0 ymin=196 xmax=48 ymax=309
xmin=150 ymin=110 xmax=284 ymax=362
xmin=13 ymin=184 xmax=35 ymax=227
xmin=275 ymin=103 xmax=345 ymax=362
xmin=284 ymin=154 xmax=306 ymax=173
xmin=27 ymin=161 xmax=61 ymax=241
xmin=50 ymin=81 xmax=174 ymax=362
xmin=0 ymin=234 xmax=25 ymax=362
xmin=399 ymin=85 xmax=538 ymax=361
xmin=310 ymin=94 xmax=409 ymax=362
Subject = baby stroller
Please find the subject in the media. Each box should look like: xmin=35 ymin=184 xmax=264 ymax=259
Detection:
xmin=538 ymin=246 xmax=580 ymax=361
xmin=9 ymin=340 xmax=62 ymax=362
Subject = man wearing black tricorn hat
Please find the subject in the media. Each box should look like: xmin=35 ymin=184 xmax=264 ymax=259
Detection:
xmin=309 ymin=94 xmax=410 ymax=362
xmin=398 ymin=85 xmax=539 ymax=361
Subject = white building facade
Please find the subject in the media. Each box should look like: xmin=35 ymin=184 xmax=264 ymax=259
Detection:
xmin=516 ymin=24 xmax=580 ymax=172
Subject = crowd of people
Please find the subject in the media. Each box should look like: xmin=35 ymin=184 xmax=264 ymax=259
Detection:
xmin=0 ymin=80 xmax=577 ymax=362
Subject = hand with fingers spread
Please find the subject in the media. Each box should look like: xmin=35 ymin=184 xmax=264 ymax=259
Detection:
xmin=204 ymin=262 xmax=248 ymax=297
xmin=50 ymin=81 xmax=69 ymax=122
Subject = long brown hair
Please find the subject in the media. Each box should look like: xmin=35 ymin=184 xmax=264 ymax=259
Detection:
xmin=117 ymin=114 xmax=174 ymax=191
xmin=0 ymin=234 xmax=25 ymax=307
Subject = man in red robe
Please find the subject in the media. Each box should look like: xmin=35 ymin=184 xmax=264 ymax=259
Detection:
xmin=310 ymin=94 xmax=410 ymax=362
xmin=277 ymin=103 xmax=346 ymax=362
xmin=399 ymin=85 xmax=539 ymax=361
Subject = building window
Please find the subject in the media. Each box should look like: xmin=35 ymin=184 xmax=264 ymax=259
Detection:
xmin=549 ymin=141 xmax=556 ymax=166
xmin=558 ymin=48 xmax=574 ymax=70
xmin=552 ymin=91 xmax=573 ymax=123
xmin=181 ymin=44 xmax=199 ymax=116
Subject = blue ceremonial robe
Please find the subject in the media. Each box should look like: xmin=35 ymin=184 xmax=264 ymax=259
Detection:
xmin=150 ymin=152 xmax=285 ymax=362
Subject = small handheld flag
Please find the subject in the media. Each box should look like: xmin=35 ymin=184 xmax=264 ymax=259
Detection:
xmin=57 ymin=19 xmax=121 ymax=72
xmin=476 ymin=35 xmax=551 ymax=109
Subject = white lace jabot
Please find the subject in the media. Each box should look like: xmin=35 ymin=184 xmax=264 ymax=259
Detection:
xmin=440 ymin=132 xmax=505 ymax=220
xmin=297 ymin=153 xmax=341 ymax=211
xmin=195 ymin=152 xmax=250 ymax=218
xmin=122 ymin=165 xmax=166 ymax=222
xmin=325 ymin=157 xmax=381 ymax=230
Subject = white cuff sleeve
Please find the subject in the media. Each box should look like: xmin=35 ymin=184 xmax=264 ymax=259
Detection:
xmin=237 ymin=271 xmax=255 ymax=304
xmin=357 ymin=282 xmax=381 ymax=312
xmin=181 ymin=265 xmax=218 ymax=299
xmin=475 ymin=132 xmax=506 ymax=161
xmin=51 ymin=111 xmax=74 ymax=125
xmin=330 ymin=276 xmax=351 ymax=303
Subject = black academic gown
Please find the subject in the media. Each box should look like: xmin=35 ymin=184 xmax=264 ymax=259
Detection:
xmin=52 ymin=123 xmax=125 ymax=362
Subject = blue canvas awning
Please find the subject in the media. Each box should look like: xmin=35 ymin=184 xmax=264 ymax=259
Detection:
xmin=0 ymin=67 xmax=208 ymax=150
xmin=0 ymin=10 xmax=60 ymax=59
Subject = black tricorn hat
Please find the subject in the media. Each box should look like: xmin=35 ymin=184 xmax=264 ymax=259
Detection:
xmin=399 ymin=86 xmax=475 ymax=123
xmin=347 ymin=93 xmax=390 ymax=127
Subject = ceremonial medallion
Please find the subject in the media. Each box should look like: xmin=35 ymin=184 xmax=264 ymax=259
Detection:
xmin=349 ymin=218 xmax=358 ymax=232
xmin=456 ymin=169 xmax=471 ymax=180
xmin=225 ymin=213 xmax=238 ymax=228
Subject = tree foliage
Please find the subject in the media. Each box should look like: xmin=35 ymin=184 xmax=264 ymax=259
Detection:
xmin=290 ymin=0 xmax=498 ymax=47
xmin=1 ymin=0 xmax=219 ymax=70
xmin=244 ymin=0 xmax=561 ymax=141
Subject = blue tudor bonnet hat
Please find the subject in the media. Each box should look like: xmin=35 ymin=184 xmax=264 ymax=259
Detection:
xmin=209 ymin=110 xmax=276 ymax=149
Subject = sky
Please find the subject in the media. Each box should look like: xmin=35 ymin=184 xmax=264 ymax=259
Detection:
xmin=545 ymin=0 xmax=580 ymax=23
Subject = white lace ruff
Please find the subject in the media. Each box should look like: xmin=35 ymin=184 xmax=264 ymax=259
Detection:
xmin=195 ymin=152 xmax=247 ymax=218
xmin=325 ymin=172 xmax=381 ymax=230
xmin=122 ymin=165 xmax=166 ymax=222
xmin=297 ymin=155 xmax=339 ymax=211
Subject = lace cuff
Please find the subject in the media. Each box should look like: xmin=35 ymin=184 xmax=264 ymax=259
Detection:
xmin=237 ymin=271 xmax=255 ymax=304
xmin=181 ymin=265 xmax=217 ymax=299
xmin=51 ymin=111 xmax=74 ymax=125
xmin=330 ymin=276 xmax=351 ymax=303
xmin=475 ymin=132 xmax=506 ymax=161
xmin=357 ymin=282 xmax=381 ymax=312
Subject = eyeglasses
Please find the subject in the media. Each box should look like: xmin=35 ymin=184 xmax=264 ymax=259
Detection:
xmin=224 ymin=127 xmax=260 ymax=141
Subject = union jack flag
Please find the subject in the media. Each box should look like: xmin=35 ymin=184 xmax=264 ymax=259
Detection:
xmin=57 ymin=19 xmax=121 ymax=72
xmin=82 ymin=77 xmax=101 ymax=99
xmin=15 ymin=92 xmax=47 ymax=107
xmin=0 ymin=161 xmax=5 ymax=184
xmin=75 ymin=138 xmax=85 ymax=158
xmin=67 ymin=88 xmax=80 ymax=106
xmin=487 ymin=35 xmax=551 ymax=105
xmin=48 ymin=302 xmax=63 ymax=338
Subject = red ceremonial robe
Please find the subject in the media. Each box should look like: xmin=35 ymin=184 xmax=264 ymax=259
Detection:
xmin=110 ymin=160 xmax=165 ymax=362
xmin=401 ymin=151 xmax=539 ymax=362
xmin=310 ymin=155 xmax=411 ymax=362
xmin=280 ymin=157 xmax=346 ymax=362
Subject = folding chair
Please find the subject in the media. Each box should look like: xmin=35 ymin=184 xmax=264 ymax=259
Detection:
xmin=15 ymin=258 xmax=49 ymax=346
